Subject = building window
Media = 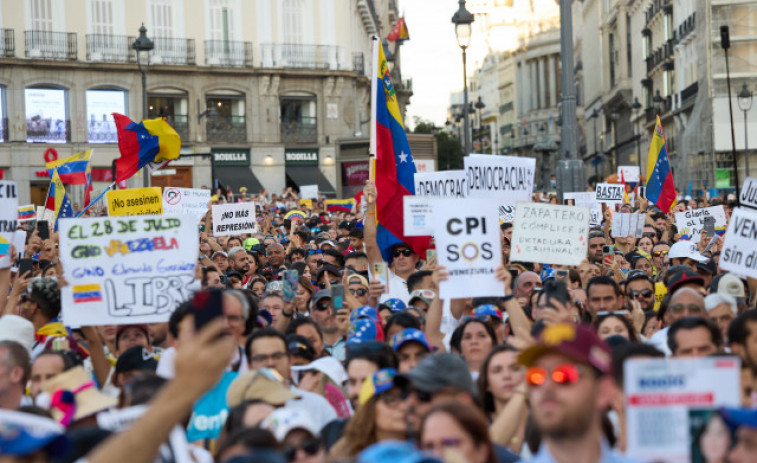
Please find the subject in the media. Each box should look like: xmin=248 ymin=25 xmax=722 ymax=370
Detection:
xmin=626 ymin=14 xmax=632 ymax=78
xmin=664 ymin=12 xmax=673 ymax=41
xmin=25 ymin=86 xmax=69 ymax=143
xmin=85 ymin=89 xmax=125 ymax=143
xmin=30 ymin=0 xmax=54 ymax=31
xmin=208 ymin=0 xmax=235 ymax=41
xmin=148 ymin=92 xmax=189 ymax=140
xmin=609 ymin=33 xmax=616 ymax=88
xmin=206 ymin=94 xmax=246 ymax=143
xmin=89 ymin=0 xmax=114 ymax=35
xmin=280 ymin=96 xmax=316 ymax=143
xmin=0 ymin=86 xmax=6 ymax=142
xmin=149 ymin=0 xmax=173 ymax=38
xmin=283 ymin=0 xmax=303 ymax=44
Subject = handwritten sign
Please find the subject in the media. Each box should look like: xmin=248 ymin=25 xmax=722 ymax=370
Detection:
xmin=739 ymin=177 xmax=757 ymax=210
xmin=625 ymin=357 xmax=740 ymax=463
xmin=162 ymin=187 xmax=210 ymax=222
xmin=299 ymin=185 xmax=318 ymax=200
xmin=510 ymin=202 xmax=590 ymax=266
xmin=403 ymin=196 xmax=434 ymax=237
xmin=595 ymin=183 xmax=624 ymax=205
xmin=464 ymin=155 xmax=535 ymax=222
xmin=434 ymin=198 xmax=503 ymax=299
xmin=211 ymin=202 xmax=257 ymax=236
xmin=0 ymin=181 xmax=18 ymax=268
xmin=611 ymin=213 xmax=645 ymax=238
xmin=618 ymin=165 xmax=640 ymax=183
xmin=107 ymin=187 xmax=163 ymax=216
xmin=675 ymin=205 xmax=727 ymax=241
xmin=564 ymin=192 xmax=602 ymax=226
xmin=719 ymin=207 xmax=757 ymax=278
xmin=414 ymin=171 xmax=468 ymax=198
xmin=59 ymin=216 xmax=198 ymax=327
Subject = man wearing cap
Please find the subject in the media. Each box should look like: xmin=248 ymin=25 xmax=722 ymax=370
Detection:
xmin=720 ymin=408 xmax=757 ymax=463
xmin=667 ymin=241 xmax=709 ymax=270
xmin=391 ymin=328 xmax=432 ymax=373
xmin=310 ymin=290 xmax=347 ymax=362
xmin=212 ymin=251 xmax=230 ymax=274
xmin=113 ymin=346 xmax=158 ymax=388
xmin=706 ymin=293 xmax=738 ymax=343
xmin=518 ymin=323 xmax=640 ymax=463
xmin=714 ymin=273 xmax=749 ymax=313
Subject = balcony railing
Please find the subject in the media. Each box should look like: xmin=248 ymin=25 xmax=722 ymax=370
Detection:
xmin=26 ymin=118 xmax=70 ymax=143
xmin=152 ymin=38 xmax=195 ymax=65
xmin=206 ymin=115 xmax=246 ymax=142
xmin=86 ymin=34 xmax=135 ymax=62
xmin=25 ymin=30 xmax=77 ymax=60
xmin=259 ymin=43 xmax=342 ymax=70
xmin=1 ymin=29 xmax=14 ymax=57
xmin=353 ymin=52 xmax=365 ymax=74
xmin=204 ymin=40 xmax=252 ymax=67
xmin=680 ymin=82 xmax=698 ymax=107
xmin=281 ymin=117 xmax=317 ymax=143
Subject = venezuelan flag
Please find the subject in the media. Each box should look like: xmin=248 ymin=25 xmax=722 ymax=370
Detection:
xmin=45 ymin=169 xmax=74 ymax=231
xmin=113 ymin=113 xmax=180 ymax=182
xmin=72 ymin=284 xmax=103 ymax=303
xmin=387 ymin=17 xmax=409 ymax=43
xmin=325 ymin=198 xmax=355 ymax=213
xmin=45 ymin=150 xmax=92 ymax=185
xmin=18 ymin=205 xmax=35 ymax=221
xmin=645 ymin=116 xmax=677 ymax=213
xmin=373 ymin=40 xmax=430 ymax=261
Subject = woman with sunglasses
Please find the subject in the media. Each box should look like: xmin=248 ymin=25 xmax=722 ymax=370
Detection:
xmin=420 ymin=401 xmax=497 ymax=463
xmin=450 ymin=318 xmax=497 ymax=380
xmin=329 ymin=369 xmax=407 ymax=460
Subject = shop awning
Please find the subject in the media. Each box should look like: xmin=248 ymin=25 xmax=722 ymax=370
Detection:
xmin=215 ymin=166 xmax=264 ymax=195
xmin=286 ymin=166 xmax=336 ymax=197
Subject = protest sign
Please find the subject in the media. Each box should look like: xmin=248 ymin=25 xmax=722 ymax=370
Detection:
xmin=563 ymin=192 xmax=602 ymax=226
xmin=414 ymin=171 xmax=468 ymax=198
xmin=59 ymin=215 xmax=198 ymax=327
xmin=595 ymin=183 xmax=624 ymax=205
xmin=675 ymin=205 xmax=727 ymax=241
xmin=36 ymin=206 xmax=54 ymax=223
xmin=299 ymin=199 xmax=313 ymax=209
xmin=618 ymin=165 xmax=640 ymax=183
xmin=464 ymin=155 xmax=535 ymax=222
xmin=740 ymin=176 xmax=757 ymax=209
xmin=107 ymin=187 xmax=163 ymax=216
xmin=510 ymin=202 xmax=590 ymax=266
xmin=0 ymin=181 xmax=18 ymax=268
xmin=624 ymin=356 xmax=741 ymax=462
xmin=18 ymin=204 xmax=35 ymax=222
xmin=162 ymin=187 xmax=210 ymax=222
xmin=299 ymin=184 xmax=318 ymax=200
xmin=211 ymin=202 xmax=256 ymax=236
xmin=719 ymin=207 xmax=757 ymax=278
xmin=433 ymin=198 xmax=503 ymax=299
xmin=403 ymin=196 xmax=434 ymax=237
xmin=611 ymin=213 xmax=645 ymax=238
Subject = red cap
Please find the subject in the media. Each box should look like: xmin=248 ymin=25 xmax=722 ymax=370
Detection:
xmin=518 ymin=323 xmax=613 ymax=375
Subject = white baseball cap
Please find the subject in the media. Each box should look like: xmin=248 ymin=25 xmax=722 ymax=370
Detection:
xmin=0 ymin=315 xmax=35 ymax=356
xmin=262 ymin=408 xmax=319 ymax=442
xmin=668 ymin=241 xmax=709 ymax=263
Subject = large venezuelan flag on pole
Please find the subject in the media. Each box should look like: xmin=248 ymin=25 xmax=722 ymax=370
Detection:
xmin=113 ymin=113 xmax=181 ymax=182
xmin=645 ymin=116 xmax=677 ymax=213
xmin=372 ymin=38 xmax=430 ymax=262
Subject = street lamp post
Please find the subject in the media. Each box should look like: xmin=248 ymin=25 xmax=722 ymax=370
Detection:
xmin=738 ymin=83 xmax=753 ymax=177
xmin=132 ymin=24 xmax=154 ymax=188
xmin=475 ymin=96 xmax=485 ymax=152
xmin=721 ymin=25 xmax=741 ymax=202
xmin=452 ymin=0 xmax=474 ymax=157
xmin=611 ymin=107 xmax=619 ymax=172
xmin=590 ymin=109 xmax=599 ymax=181
xmin=632 ymin=97 xmax=642 ymax=173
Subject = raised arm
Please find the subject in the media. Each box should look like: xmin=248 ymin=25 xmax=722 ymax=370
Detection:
xmin=362 ymin=180 xmax=385 ymax=267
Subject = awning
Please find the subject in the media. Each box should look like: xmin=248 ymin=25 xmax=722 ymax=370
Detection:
xmin=286 ymin=166 xmax=336 ymax=197
xmin=215 ymin=166 xmax=264 ymax=195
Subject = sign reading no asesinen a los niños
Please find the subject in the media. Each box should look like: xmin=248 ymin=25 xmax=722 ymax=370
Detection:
xmin=59 ymin=216 xmax=198 ymax=327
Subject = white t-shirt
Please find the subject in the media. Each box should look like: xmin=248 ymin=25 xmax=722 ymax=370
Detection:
xmin=647 ymin=326 xmax=671 ymax=356
xmin=378 ymin=270 xmax=411 ymax=304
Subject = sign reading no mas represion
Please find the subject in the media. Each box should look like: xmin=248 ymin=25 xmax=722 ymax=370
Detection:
xmin=211 ymin=202 xmax=257 ymax=236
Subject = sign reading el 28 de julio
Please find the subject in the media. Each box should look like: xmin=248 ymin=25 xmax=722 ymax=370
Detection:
xmin=433 ymin=198 xmax=503 ymax=299
xmin=58 ymin=216 xmax=198 ymax=327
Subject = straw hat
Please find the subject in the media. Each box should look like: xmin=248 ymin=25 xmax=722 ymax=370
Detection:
xmin=41 ymin=366 xmax=117 ymax=426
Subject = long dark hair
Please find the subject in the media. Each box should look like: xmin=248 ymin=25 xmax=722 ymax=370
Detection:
xmin=450 ymin=318 xmax=498 ymax=355
xmin=420 ymin=402 xmax=497 ymax=463
xmin=593 ymin=313 xmax=640 ymax=343
xmin=477 ymin=344 xmax=520 ymax=415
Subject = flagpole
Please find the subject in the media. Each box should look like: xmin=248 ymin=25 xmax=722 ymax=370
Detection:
xmin=76 ymin=182 xmax=115 ymax=218
xmin=369 ymin=35 xmax=379 ymax=159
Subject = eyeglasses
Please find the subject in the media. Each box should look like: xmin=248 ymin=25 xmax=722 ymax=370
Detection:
xmin=630 ymin=289 xmax=654 ymax=298
xmin=670 ymin=304 xmax=703 ymax=314
xmin=250 ymin=352 xmax=287 ymax=364
xmin=392 ymin=249 xmax=415 ymax=258
xmin=653 ymin=250 xmax=669 ymax=257
xmin=400 ymin=386 xmax=433 ymax=403
xmin=526 ymin=364 xmax=580 ymax=386
xmin=314 ymin=300 xmax=332 ymax=311
xmin=349 ymin=288 xmax=369 ymax=297
xmin=596 ymin=310 xmax=630 ymax=316
xmin=283 ymin=438 xmax=321 ymax=462
xmin=420 ymin=438 xmax=462 ymax=453
xmin=379 ymin=390 xmax=404 ymax=408
xmin=642 ymin=232 xmax=657 ymax=238
xmin=308 ymin=249 xmax=323 ymax=255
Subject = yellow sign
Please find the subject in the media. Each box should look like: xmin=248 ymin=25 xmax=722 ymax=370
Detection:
xmin=106 ymin=187 xmax=163 ymax=216
xmin=299 ymin=199 xmax=313 ymax=209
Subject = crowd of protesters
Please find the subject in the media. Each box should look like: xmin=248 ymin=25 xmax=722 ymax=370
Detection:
xmin=1 ymin=180 xmax=757 ymax=463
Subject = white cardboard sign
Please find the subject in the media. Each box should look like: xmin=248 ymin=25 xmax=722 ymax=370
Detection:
xmin=611 ymin=213 xmax=645 ymax=238
xmin=618 ymin=165 xmax=640 ymax=183
xmin=211 ymin=202 xmax=257 ymax=236
xmin=674 ymin=205 xmax=727 ymax=241
xmin=299 ymin=184 xmax=319 ymax=200
xmin=624 ymin=356 xmax=741 ymax=463
xmin=510 ymin=202 xmax=590 ymax=266
xmin=414 ymin=170 xmax=468 ymax=198
xmin=0 ymin=181 xmax=18 ymax=269
xmin=595 ymin=183 xmax=624 ymax=205
xmin=433 ymin=198 xmax=503 ymax=299
xmin=59 ymin=215 xmax=198 ymax=327
xmin=162 ymin=187 xmax=211 ymax=222
xmin=464 ymin=155 xmax=535 ymax=222
xmin=563 ymin=192 xmax=602 ymax=226
xmin=719 ymin=207 xmax=757 ymax=278
xmin=403 ymin=196 xmax=434 ymax=237
xmin=741 ymin=176 xmax=757 ymax=209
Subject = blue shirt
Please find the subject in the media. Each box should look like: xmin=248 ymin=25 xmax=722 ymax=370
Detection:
xmin=325 ymin=337 xmax=346 ymax=362
xmin=527 ymin=440 xmax=642 ymax=463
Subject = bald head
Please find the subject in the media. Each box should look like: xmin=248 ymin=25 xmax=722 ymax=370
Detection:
xmin=266 ymin=243 xmax=285 ymax=267
xmin=515 ymin=271 xmax=541 ymax=299
xmin=667 ymin=287 xmax=705 ymax=324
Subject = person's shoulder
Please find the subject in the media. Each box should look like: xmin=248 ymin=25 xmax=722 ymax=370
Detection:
xmin=492 ymin=443 xmax=521 ymax=463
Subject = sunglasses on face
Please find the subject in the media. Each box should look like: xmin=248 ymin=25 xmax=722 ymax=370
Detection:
xmin=630 ymin=289 xmax=654 ymax=298
xmin=653 ymin=250 xmax=668 ymax=257
xmin=283 ymin=438 xmax=321 ymax=462
xmin=308 ymin=249 xmax=323 ymax=255
xmin=318 ymin=279 xmax=339 ymax=289
xmin=526 ymin=364 xmax=580 ymax=386
xmin=349 ymin=288 xmax=369 ymax=297
xmin=401 ymin=385 xmax=433 ymax=403
xmin=670 ymin=304 xmax=703 ymax=314
xmin=379 ymin=390 xmax=404 ymax=408
xmin=315 ymin=300 xmax=332 ymax=311
xmin=642 ymin=232 xmax=657 ymax=238
xmin=392 ymin=249 xmax=415 ymax=258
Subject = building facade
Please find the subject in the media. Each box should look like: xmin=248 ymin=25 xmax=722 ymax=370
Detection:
xmin=0 ymin=0 xmax=409 ymax=205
